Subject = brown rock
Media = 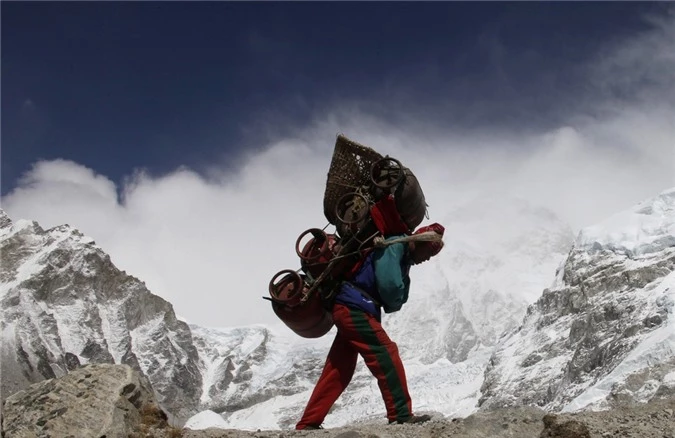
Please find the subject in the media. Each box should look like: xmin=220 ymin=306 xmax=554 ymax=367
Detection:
xmin=1 ymin=363 xmax=160 ymax=438
xmin=540 ymin=413 xmax=591 ymax=438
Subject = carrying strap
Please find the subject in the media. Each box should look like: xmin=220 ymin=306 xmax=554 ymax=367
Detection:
xmin=370 ymin=195 xmax=410 ymax=235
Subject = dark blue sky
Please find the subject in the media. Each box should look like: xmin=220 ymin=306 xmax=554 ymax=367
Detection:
xmin=1 ymin=2 xmax=664 ymax=195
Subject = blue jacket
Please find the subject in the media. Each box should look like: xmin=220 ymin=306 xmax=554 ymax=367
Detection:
xmin=335 ymin=236 xmax=411 ymax=320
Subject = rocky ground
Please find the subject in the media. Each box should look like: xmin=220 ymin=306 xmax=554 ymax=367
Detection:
xmin=182 ymin=398 xmax=675 ymax=438
xmin=2 ymin=364 xmax=673 ymax=438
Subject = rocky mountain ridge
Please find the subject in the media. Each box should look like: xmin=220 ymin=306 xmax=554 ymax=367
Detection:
xmin=0 ymin=211 xmax=202 ymax=422
xmin=2 ymin=188 xmax=674 ymax=432
xmin=480 ymin=188 xmax=675 ymax=412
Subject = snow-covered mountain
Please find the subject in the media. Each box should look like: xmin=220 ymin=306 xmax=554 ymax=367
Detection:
xmin=4 ymin=188 xmax=673 ymax=431
xmin=189 ymin=324 xmax=328 ymax=429
xmin=392 ymin=194 xmax=575 ymax=355
xmin=479 ymin=188 xmax=675 ymax=412
xmin=187 ymin=322 xmax=492 ymax=430
xmin=0 ymin=211 xmax=202 ymax=422
xmin=185 ymin=195 xmax=575 ymax=430
xmin=0 ymin=194 xmax=575 ymax=430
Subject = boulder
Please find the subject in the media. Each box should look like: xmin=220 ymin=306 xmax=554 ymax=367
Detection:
xmin=1 ymin=363 xmax=168 ymax=438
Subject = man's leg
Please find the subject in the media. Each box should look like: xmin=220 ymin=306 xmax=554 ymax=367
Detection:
xmin=296 ymin=307 xmax=358 ymax=430
xmin=337 ymin=307 xmax=413 ymax=423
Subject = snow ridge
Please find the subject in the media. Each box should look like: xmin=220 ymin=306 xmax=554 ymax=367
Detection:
xmin=0 ymin=210 xmax=202 ymax=422
xmin=480 ymin=187 xmax=675 ymax=412
xmin=4 ymin=187 xmax=674 ymax=431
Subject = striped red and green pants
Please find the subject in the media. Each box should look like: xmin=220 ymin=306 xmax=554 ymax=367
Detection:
xmin=296 ymin=303 xmax=413 ymax=429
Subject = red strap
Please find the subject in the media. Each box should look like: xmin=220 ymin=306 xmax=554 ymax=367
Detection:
xmin=370 ymin=195 xmax=410 ymax=236
xmin=345 ymin=248 xmax=373 ymax=279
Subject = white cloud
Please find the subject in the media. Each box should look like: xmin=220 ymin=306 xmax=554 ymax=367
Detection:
xmin=2 ymin=144 xmax=334 ymax=329
xmin=2 ymin=11 xmax=674 ymax=329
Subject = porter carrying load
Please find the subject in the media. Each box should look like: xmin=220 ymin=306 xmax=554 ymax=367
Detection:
xmin=265 ymin=134 xmax=435 ymax=338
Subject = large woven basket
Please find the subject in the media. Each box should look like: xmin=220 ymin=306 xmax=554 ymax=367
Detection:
xmin=323 ymin=135 xmax=383 ymax=225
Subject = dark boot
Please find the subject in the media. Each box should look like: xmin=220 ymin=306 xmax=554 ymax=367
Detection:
xmin=390 ymin=414 xmax=432 ymax=425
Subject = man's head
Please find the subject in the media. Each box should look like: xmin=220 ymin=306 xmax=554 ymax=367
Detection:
xmin=408 ymin=223 xmax=445 ymax=265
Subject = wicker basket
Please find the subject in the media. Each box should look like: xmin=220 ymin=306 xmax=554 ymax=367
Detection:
xmin=323 ymin=135 xmax=383 ymax=225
